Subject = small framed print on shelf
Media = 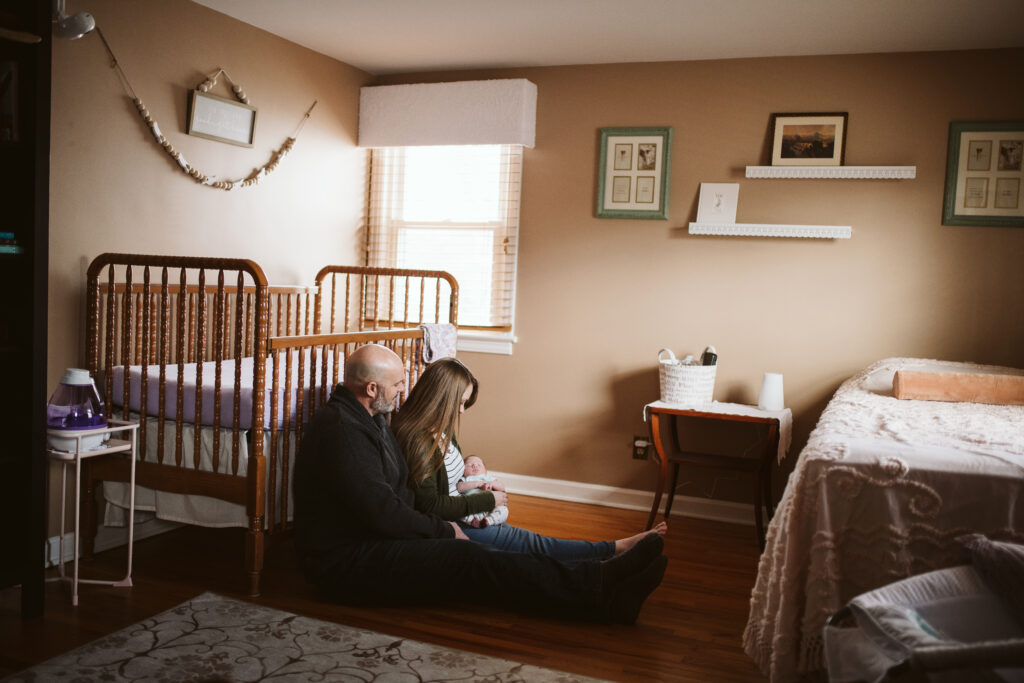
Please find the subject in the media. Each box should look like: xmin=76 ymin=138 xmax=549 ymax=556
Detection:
xmin=596 ymin=126 xmax=672 ymax=219
xmin=696 ymin=183 xmax=739 ymax=224
xmin=942 ymin=120 xmax=1024 ymax=227
xmin=769 ymin=112 xmax=847 ymax=166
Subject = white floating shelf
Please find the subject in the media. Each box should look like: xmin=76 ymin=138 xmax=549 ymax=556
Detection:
xmin=689 ymin=222 xmax=852 ymax=239
xmin=745 ymin=166 xmax=916 ymax=179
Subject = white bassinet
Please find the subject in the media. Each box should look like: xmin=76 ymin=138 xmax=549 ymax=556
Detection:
xmin=823 ymin=564 xmax=1024 ymax=682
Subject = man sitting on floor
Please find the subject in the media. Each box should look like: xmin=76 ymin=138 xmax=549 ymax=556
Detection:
xmin=293 ymin=344 xmax=667 ymax=623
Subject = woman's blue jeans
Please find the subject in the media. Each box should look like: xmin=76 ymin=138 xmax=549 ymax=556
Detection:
xmin=461 ymin=522 xmax=614 ymax=562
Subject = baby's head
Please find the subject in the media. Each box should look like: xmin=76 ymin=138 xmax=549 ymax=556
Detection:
xmin=463 ymin=455 xmax=487 ymax=477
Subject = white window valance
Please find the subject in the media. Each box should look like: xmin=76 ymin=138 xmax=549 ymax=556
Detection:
xmin=358 ymin=79 xmax=537 ymax=148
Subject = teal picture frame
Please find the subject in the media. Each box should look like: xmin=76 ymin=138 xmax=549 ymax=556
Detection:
xmin=942 ymin=120 xmax=1024 ymax=227
xmin=596 ymin=126 xmax=672 ymax=219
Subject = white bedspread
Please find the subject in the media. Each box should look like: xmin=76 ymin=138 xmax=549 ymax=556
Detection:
xmin=743 ymin=357 xmax=1024 ymax=681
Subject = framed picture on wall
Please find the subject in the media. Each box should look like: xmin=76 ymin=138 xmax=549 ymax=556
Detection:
xmin=596 ymin=126 xmax=672 ymax=219
xmin=187 ymin=90 xmax=257 ymax=147
xmin=695 ymin=183 xmax=739 ymax=224
xmin=942 ymin=120 xmax=1024 ymax=227
xmin=769 ymin=112 xmax=847 ymax=166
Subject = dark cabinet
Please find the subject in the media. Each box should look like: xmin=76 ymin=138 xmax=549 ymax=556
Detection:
xmin=0 ymin=0 xmax=50 ymax=617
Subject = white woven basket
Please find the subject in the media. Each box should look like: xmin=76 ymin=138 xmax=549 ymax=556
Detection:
xmin=658 ymin=348 xmax=716 ymax=406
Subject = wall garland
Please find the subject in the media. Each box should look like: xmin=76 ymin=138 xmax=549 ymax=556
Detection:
xmin=94 ymin=26 xmax=317 ymax=191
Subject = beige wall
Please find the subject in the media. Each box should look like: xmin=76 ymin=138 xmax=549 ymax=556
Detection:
xmin=381 ymin=49 xmax=1024 ymax=501
xmin=48 ymin=0 xmax=370 ymax=532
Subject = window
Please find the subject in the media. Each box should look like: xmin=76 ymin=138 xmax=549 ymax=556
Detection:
xmin=366 ymin=145 xmax=522 ymax=353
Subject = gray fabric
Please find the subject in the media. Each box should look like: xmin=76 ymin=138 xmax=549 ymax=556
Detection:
xmin=959 ymin=533 xmax=1024 ymax=623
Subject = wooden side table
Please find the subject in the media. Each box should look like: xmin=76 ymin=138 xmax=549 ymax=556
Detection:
xmin=644 ymin=402 xmax=792 ymax=549
xmin=46 ymin=418 xmax=139 ymax=605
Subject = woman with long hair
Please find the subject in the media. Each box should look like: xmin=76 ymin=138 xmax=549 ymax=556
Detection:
xmin=393 ymin=357 xmax=666 ymax=560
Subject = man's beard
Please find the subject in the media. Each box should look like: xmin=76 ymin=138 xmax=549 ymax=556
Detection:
xmin=371 ymin=393 xmax=396 ymax=414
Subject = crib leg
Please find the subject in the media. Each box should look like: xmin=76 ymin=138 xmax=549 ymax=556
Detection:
xmin=246 ymin=516 xmax=264 ymax=597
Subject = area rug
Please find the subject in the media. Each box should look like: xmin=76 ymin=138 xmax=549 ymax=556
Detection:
xmin=5 ymin=592 xmax=607 ymax=682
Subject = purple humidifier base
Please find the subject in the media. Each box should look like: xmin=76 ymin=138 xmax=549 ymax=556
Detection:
xmin=46 ymin=368 xmax=109 ymax=452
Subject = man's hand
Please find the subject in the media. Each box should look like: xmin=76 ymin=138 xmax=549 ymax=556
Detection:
xmin=449 ymin=522 xmax=469 ymax=540
xmin=491 ymin=490 xmax=508 ymax=507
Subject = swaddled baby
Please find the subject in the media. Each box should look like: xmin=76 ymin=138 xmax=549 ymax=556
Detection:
xmin=457 ymin=455 xmax=509 ymax=528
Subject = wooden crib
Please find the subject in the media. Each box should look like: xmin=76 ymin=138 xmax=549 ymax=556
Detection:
xmin=82 ymin=253 xmax=458 ymax=596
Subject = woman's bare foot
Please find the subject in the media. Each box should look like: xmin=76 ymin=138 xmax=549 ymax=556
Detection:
xmin=613 ymin=521 xmax=668 ymax=555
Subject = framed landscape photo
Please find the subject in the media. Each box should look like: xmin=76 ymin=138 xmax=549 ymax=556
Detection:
xmin=942 ymin=120 xmax=1024 ymax=227
xmin=769 ymin=112 xmax=847 ymax=166
xmin=597 ymin=126 xmax=672 ymax=219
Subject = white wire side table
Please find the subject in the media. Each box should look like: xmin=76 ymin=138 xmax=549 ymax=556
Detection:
xmin=46 ymin=418 xmax=139 ymax=606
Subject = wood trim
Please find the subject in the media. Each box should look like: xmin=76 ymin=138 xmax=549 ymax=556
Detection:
xmin=271 ymin=327 xmax=423 ymax=350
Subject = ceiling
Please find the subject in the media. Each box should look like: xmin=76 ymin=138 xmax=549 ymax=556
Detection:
xmin=192 ymin=0 xmax=1024 ymax=75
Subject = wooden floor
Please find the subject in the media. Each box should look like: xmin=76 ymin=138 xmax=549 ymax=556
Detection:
xmin=0 ymin=496 xmax=767 ymax=682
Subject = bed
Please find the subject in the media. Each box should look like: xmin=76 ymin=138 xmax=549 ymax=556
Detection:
xmin=743 ymin=357 xmax=1024 ymax=681
xmin=82 ymin=253 xmax=458 ymax=596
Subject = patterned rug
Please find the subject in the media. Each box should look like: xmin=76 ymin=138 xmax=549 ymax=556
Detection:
xmin=5 ymin=592 xmax=607 ymax=682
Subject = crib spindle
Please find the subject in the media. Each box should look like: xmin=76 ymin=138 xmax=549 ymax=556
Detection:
xmin=139 ymin=267 xmax=152 ymax=463
xmin=231 ymin=271 xmax=245 ymax=476
xmin=370 ymin=274 xmax=380 ymax=331
xmin=121 ymin=268 xmax=133 ymax=419
xmin=280 ymin=346 xmax=294 ymax=528
xmin=295 ymin=346 xmax=307 ymax=458
xmin=211 ymin=272 xmax=226 ymax=475
xmin=343 ymin=274 xmax=351 ymax=332
xmin=157 ymin=270 xmax=170 ymax=464
xmin=175 ymin=270 xmax=187 ymax=467
xmin=385 ymin=274 xmax=395 ymax=329
xmin=268 ymin=349 xmax=280 ymax=531
xmin=104 ymin=269 xmax=116 ymax=410
xmin=419 ymin=278 xmax=426 ymax=325
xmin=434 ymin=279 xmax=441 ymax=324
xmin=193 ymin=270 xmax=206 ymax=471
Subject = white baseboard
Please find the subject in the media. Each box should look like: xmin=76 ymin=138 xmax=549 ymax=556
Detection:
xmin=494 ymin=470 xmax=757 ymax=527
xmin=44 ymin=518 xmax=182 ymax=568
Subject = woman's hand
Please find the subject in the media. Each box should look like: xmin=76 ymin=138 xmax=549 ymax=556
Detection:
xmin=491 ymin=490 xmax=508 ymax=507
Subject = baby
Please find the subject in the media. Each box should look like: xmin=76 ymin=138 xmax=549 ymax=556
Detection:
xmin=457 ymin=455 xmax=509 ymax=528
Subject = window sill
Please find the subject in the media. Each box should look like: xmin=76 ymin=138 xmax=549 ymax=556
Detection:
xmin=457 ymin=330 xmax=517 ymax=355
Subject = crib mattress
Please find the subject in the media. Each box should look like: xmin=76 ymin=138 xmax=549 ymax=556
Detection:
xmin=109 ymin=354 xmax=338 ymax=430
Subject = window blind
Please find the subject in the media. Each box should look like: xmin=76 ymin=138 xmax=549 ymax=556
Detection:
xmin=366 ymin=145 xmax=522 ymax=330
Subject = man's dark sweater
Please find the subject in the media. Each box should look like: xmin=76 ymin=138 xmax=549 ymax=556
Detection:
xmin=293 ymin=383 xmax=453 ymax=582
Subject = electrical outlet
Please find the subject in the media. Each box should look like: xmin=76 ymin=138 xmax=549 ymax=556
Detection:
xmin=632 ymin=435 xmax=650 ymax=459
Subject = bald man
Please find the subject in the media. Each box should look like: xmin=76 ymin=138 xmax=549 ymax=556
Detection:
xmin=293 ymin=344 xmax=667 ymax=623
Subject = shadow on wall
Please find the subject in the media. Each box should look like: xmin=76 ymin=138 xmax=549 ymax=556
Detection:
xmin=544 ymin=366 xmax=662 ymax=491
